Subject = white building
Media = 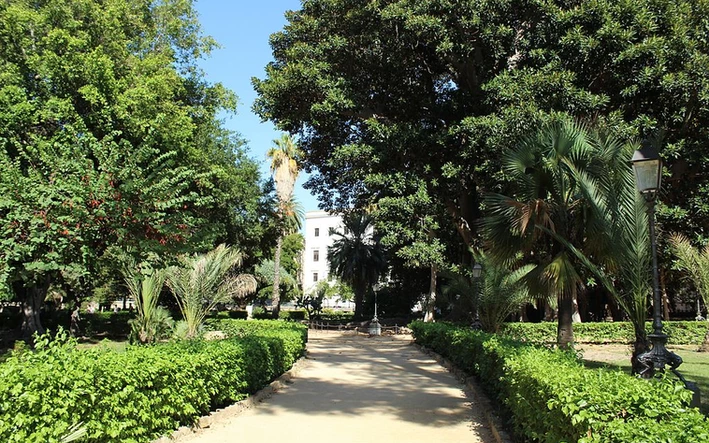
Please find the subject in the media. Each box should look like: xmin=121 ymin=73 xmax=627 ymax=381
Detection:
xmin=302 ymin=211 xmax=341 ymax=294
xmin=302 ymin=210 xmax=352 ymax=308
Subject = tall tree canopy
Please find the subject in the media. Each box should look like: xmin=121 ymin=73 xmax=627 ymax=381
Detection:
xmin=254 ymin=0 xmax=709 ymax=253
xmin=0 ymin=0 xmax=265 ymax=336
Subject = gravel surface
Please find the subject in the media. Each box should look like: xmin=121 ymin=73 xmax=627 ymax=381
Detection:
xmin=173 ymin=331 xmax=495 ymax=443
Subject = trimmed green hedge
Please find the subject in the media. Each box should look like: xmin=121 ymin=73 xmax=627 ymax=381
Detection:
xmin=316 ymin=309 xmax=354 ymax=323
xmin=500 ymin=321 xmax=709 ymax=345
xmin=252 ymin=310 xmax=307 ymax=321
xmin=410 ymin=321 xmax=708 ymax=443
xmin=0 ymin=320 xmax=307 ymax=442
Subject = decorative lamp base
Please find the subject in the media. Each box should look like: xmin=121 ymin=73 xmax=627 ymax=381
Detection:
xmin=637 ymin=333 xmax=683 ymax=379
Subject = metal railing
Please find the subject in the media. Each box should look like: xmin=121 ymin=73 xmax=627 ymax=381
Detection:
xmin=307 ymin=321 xmax=408 ymax=335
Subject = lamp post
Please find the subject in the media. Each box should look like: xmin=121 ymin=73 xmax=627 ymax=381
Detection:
xmin=631 ymin=140 xmax=683 ymax=378
xmin=472 ymin=263 xmax=482 ymax=330
xmin=369 ymin=285 xmax=381 ymax=336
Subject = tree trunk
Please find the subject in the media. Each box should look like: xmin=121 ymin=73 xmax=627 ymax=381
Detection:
xmin=271 ymin=233 xmax=283 ymax=319
xmin=18 ymin=276 xmax=50 ymax=339
xmin=557 ymin=293 xmax=574 ymax=349
xmin=631 ymin=327 xmax=650 ymax=375
xmin=353 ymin=281 xmax=366 ymax=320
xmin=70 ymin=303 xmax=82 ymax=337
xmin=424 ymin=265 xmax=437 ymax=322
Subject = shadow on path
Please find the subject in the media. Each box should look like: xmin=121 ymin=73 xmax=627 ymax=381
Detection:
xmin=176 ymin=331 xmax=494 ymax=443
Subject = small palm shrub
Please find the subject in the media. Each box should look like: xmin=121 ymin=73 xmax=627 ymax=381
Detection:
xmin=167 ymin=244 xmax=257 ymax=338
xmin=124 ymin=267 xmax=172 ymax=344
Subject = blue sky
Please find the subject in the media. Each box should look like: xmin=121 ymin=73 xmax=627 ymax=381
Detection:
xmin=194 ymin=0 xmax=320 ymax=212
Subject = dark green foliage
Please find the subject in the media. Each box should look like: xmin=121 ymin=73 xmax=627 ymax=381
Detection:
xmin=255 ymin=0 xmax=709 ymax=252
xmin=327 ymin=213 xmax=388 ymax=319
xmin=499 ymin=321 xmax=709 ymax=345
xmin=0 ymin=321 xmax=306 ymax=442
xmin=250 ymin=310 xmax=306 ymax=322
xmin=410 ymin=322 xmax=707 ymax=442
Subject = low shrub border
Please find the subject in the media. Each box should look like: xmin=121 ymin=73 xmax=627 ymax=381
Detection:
xmin=410 ymin=321 xmax=709 ymax=443
xmin=499 ymin=320 xmax=709 ymax=345
xmin=0 ymin=320 xmax=307 ymax=443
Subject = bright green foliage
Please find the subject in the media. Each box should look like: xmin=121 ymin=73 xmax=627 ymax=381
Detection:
xmin=255 ymin=259 xmax=298 ymax=301
xmin=442 ymin=253 xmax=534 ymax=332
xmin=0 ymin=0 xmax=264 ymax=334
xmin=168 ymin=245 xmax=257 ymax=339
xmin=410 ymin=321 xmax=705 ymax=443
xmin=500 ymin=321 xmax=709 ymax=346
xmin=0 ymin=322 xmax=306 ymax=442
xmin=123 ymin=266 xmax=172 ymax=344
xmin=670 ymin=234 xmax=709 ymax=311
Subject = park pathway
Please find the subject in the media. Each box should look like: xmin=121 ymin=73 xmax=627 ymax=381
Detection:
xmin=175 ymin=331 xmax=495 ymax=443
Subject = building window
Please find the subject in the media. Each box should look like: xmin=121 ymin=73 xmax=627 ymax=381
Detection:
xmin=328 ymin=227 xmax=335 ymax=236
xmin=313 ymin=249 xmax=320 ymax=262
xmin=314 ymin=227 xmax=320 ymax=237
xmin=313 ymin=273 xmax=318 ymax=282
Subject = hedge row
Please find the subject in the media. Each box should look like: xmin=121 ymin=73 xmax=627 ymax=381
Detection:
xmin=500 ymin=321 xmax=709 ymax=345
xmin=410 ymin=321 xmax=709 ymax=443
xmin=316 ymin=309 xmax=355 ymax=323
xmin=0 ymin=320 xmax=307 ymax=443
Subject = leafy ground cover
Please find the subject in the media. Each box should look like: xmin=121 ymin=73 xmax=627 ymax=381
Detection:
xmin=581 ymin=344 xmax=709 ymax=414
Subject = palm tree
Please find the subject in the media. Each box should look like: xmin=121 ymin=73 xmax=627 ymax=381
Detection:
xmin=669 ymin=234 xmax=709 ymax=351
xmin=586 ymin=133 xmax=653 ymax=370
xmin=123 ymin=266 xmax=172 ymax=344
xmin=441 ymin=253 xmax=535 ymax=332
xmin=255 ymin=258 xmax=299 ymax=301
xmin=167 ymin=244 xmax=257 ymax=338
xmin=267 ymin=134 xmax=303 ymax=318
xmin=483 ymin=119 xmax=606 ymax=349
xmin=328 ymin=212 xmax=387 ymax=319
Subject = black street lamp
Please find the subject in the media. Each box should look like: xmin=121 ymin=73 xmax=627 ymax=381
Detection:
xmin=472 ymin=263 xmax=482 ymax=330
xmin=631 ymin=140 xmax=683 ymax=378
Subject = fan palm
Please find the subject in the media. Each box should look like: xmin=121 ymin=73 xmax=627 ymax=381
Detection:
xmin=167 ymin=244 xmax=257 ymax=338
xmin=484 ymin=118 xmax=606 ymax=348
xmin=267 ymin=134 xmax=303 ymax=318
xmin=328 ymin=212 xmax=387 ymax=319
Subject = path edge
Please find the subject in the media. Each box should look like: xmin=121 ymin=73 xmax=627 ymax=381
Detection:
xmin=414 ymin=343 xmax=514 ymax=443
xmin=152 ymin=352 xmax=310 ymax=442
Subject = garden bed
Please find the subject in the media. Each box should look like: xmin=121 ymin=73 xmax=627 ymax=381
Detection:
xmin=0 ymin=320 xmax=307 ymax=443
xmin=410 ymin=321 xmax=709 ymax=442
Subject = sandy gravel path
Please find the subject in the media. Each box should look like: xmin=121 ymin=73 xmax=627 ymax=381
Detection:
xmin=175 ymin=331 xmax=495 ymax=443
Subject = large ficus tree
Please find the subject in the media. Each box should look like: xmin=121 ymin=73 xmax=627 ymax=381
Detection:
xmin=254 ymin=0 xmax=709 ymax=254
xmin=0 ymin=0 xmax=263 ymax=337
